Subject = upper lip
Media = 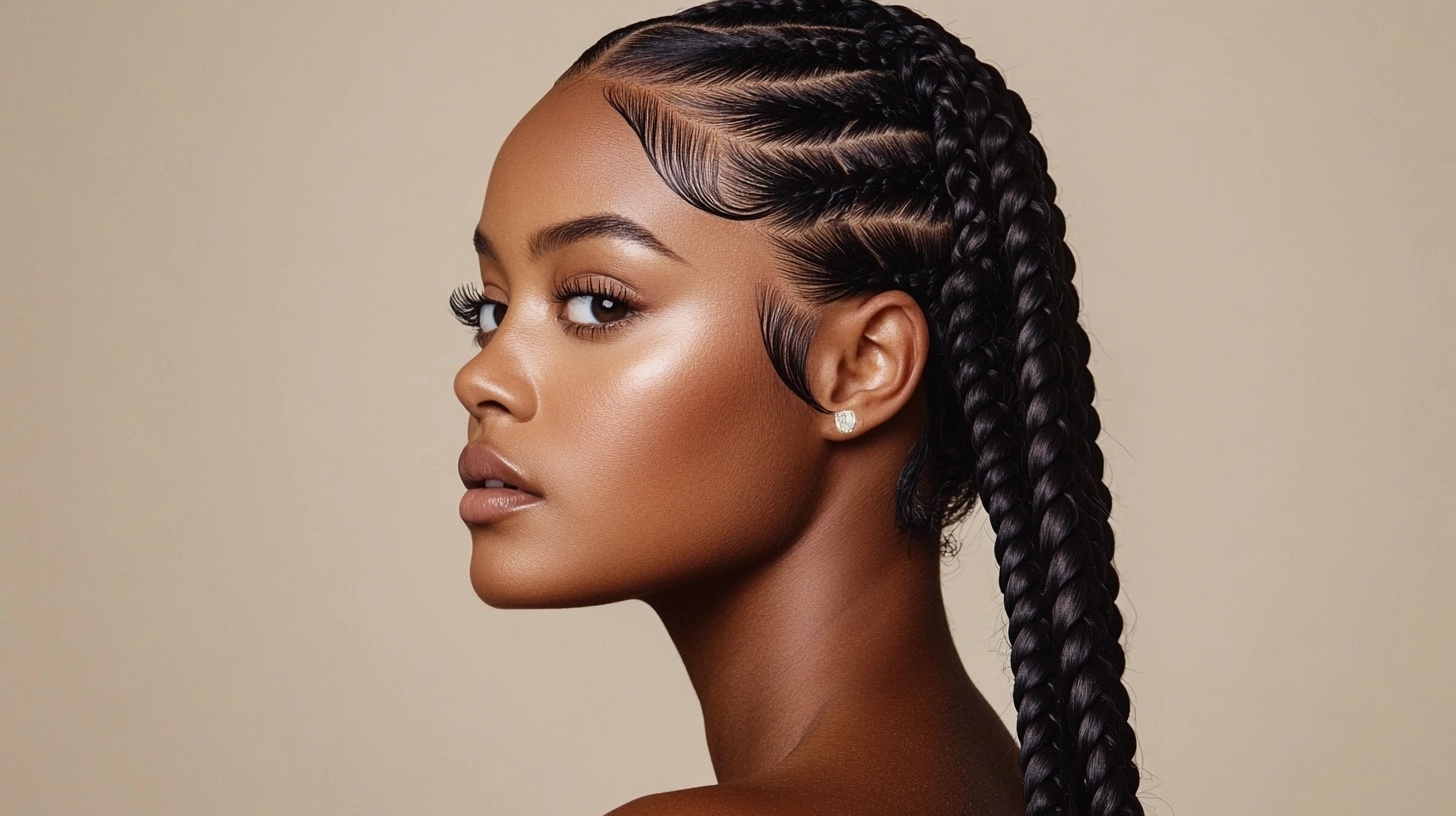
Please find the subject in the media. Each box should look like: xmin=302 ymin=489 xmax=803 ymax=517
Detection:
xmin=458 ymin=443 xmax=541 ymax=496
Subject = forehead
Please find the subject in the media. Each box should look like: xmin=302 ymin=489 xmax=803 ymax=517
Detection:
xmin=480 ymin=77 xmax=774 ymax=271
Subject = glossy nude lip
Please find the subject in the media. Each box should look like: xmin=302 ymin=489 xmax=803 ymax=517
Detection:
xmin=457 ymin=443 xmax=544 ymax=524
xmin=460 ymin=486 xmax=544 ymax=524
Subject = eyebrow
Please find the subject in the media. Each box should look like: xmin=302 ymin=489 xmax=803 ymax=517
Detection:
xmin=473 ymin=213 xmax=685 ymax=265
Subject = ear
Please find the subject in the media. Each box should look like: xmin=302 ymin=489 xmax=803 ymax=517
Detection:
xmin=807 ymin=289 xmax=930 ymax=440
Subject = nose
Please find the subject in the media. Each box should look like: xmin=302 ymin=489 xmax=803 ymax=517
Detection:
xmin=453 ymin=328 xmax=537 ymax=427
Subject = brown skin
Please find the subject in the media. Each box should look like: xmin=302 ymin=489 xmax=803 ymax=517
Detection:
xmin=453 ymin=75 xmax=1024 ymax=815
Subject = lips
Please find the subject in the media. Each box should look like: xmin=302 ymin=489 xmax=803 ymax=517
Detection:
xmin=458 ymin=444 xmax=543 ymax=526
xmin=458 ymin=444 xmax=541 ymax=497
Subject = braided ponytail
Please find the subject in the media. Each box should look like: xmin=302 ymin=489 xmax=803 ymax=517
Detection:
xmin=920 ymin=20 xmax=1143 ymax=814
xmin=562 ymin=4 xmax=1143 ymax=813
xmin=890 ymin=16 xmax=1144 ymax=814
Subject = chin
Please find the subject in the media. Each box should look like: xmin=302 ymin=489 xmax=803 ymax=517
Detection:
xmin=470 ymin=553 xmax=574 ymax=609
xmin=462 ymin=504 xmax=801 ymax=609
xmin=468 ymin=541 xmax=634 ymax=609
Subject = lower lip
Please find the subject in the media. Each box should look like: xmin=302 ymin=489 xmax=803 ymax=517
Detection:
xmin=459 ymin=487 xmax=544 ymax=524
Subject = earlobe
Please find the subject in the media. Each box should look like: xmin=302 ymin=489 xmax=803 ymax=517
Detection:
xmin=812 ymin=288 xmax=928 ymax=441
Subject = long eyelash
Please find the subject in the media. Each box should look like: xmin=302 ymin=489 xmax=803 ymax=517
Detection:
xmin=449 ymin=283 xmax=498 ymax=349
xmin=449 ymin=283 xmax=487 ymax=328
xmin=550 ymin=276 xmax=635 ymax=307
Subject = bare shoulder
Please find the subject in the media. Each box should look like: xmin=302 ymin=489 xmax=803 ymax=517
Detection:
xmin=603 ymin=778 xmax=1020 ymax=816
xmin=602 ymin=772 xmax=1018 ymax=816
xmin=603 ymin=695 xmax=1024 ymax=816
xmin=603 ymin=783 xmax=798 ymax=816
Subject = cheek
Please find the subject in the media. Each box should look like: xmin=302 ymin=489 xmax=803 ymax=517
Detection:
xmin=608 ymin=330 xmax=819 ymax=551
xmin=478 ymin=302 xmax=823 ymax=606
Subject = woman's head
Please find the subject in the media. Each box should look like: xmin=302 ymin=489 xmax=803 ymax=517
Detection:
xmin=454 ymin=1 xmax=1142 ymax=814
xmin=453 ymin=73 xmax=930 ymax=609
xmin=552 ymin=1 xmax=1101 ymax=554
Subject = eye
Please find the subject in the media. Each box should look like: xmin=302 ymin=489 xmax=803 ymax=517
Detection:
xmin=449 ymin=283 xmax=505 ymax=345
xmin=450 ymin=277 xmax=640 ymax=345
xmin=551 ymin=276 xmax=640 ymax=337
xmin=477 ymin=299 xmax=507 ymax=333
xmin=562 ymin=292 xmax=630 ymax=325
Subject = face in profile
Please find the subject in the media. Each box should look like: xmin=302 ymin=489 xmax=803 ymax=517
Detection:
xmin=452 ymin=76 xmax=833 ymax=609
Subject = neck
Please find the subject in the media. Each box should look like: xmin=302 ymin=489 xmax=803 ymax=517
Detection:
xmin=642 ymin=479 xmax=965 ymax=784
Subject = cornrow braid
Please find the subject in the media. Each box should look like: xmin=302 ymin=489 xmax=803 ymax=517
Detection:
xmin=674 ymin=0 xmax=887 ymax=28
xmin=559 ymin=3 xmax=1142 ymax=814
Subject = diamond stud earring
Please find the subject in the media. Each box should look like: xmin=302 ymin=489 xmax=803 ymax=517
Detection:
xmin=834 ymin=409 xmax=857 ymax=434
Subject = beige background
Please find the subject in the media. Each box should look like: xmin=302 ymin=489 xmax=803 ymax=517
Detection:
xmin=3 ymin=1 xmax=1453 ymax=814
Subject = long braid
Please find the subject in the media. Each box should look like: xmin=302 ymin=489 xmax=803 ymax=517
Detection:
xmin=939 ymin=25 xmax=1143 ymax=814
xmin=872 ymin=19 xmax=1076 ymax=816
xmin=1031 ymin=105 xmax=1140 ymax=816
xmin=560 ymin=4 xmax=1142 ymax=813
xmin=907 ymin=14 xmax=1143 ymax=812
xmin=862 ymin=12 xmax=1142 ymax=812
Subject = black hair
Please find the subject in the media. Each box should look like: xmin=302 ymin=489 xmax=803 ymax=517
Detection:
xmin=557 ymin=2 xmax=1142 ymax=813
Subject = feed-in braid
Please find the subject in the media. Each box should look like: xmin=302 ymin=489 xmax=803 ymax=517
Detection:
xmin=555 ymin=3 xmax=1142 ymax=814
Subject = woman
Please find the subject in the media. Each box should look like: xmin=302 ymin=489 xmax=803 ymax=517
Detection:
xmin=451 ymin=1 xmax=1143 ymax=813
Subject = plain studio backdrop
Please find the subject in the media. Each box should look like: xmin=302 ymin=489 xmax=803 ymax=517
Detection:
xmin=3 ymin=1 xmax=1452 ymax=814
